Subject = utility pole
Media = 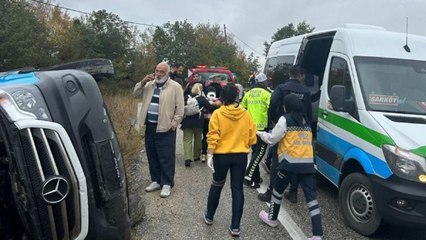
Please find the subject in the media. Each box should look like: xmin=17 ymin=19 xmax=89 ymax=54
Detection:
xmin=224 ymin=24 xmax=227 ymax=42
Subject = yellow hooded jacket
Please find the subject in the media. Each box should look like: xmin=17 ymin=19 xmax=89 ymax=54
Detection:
xmin=207 ymin=104 xmax=257 ymax=154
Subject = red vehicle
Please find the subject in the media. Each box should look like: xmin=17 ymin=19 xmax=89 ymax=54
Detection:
xmin=187 ymin=65 xmax=235 ymax=88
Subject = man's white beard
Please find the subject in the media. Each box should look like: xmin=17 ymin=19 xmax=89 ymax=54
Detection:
xmin=155 ymin=75 xmax=168 ymax=84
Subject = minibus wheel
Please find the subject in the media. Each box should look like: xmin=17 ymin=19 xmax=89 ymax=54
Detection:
xmin=339 ymin=172 xmax=382 ymax=236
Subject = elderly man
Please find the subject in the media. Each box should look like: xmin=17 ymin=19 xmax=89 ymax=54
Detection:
xmin=133 ymin=62 xmax=184 ymax=198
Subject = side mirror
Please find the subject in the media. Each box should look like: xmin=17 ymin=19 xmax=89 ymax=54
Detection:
xmin=330 ymin=85 xmax=349 ymax=112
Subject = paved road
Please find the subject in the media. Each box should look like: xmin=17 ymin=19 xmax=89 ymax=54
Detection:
xmin=129 ymin=130 xmax=426 ymax=240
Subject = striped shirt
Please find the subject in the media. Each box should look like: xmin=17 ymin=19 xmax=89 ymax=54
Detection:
xmin=147 ymin=86 xmax=161 ymax=123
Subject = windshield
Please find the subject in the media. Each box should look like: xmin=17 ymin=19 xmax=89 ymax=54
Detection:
xmin=355 ymin=57 xmax=426 ymax=115
xmin=198 ymin=72 xmax=230 ymax=83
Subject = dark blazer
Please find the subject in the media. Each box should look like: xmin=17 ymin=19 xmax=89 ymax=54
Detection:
xmin=268 ymin=79 xmax=312 ymax=124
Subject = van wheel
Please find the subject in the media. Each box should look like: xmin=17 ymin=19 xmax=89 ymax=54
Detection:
xmin=339 ymin=173 xmax=382 ymax=236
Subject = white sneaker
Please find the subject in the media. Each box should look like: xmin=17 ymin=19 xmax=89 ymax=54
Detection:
xmin=307 ymin=236 xmax=322 ymax=240
xmin=160 ymin=185 xmax=171 ymax=198
xmin=145 ymin=182 xmax=161 ymax=192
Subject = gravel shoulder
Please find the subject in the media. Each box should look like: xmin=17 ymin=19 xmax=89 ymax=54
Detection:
xmin=127 ymin=130 xmax=291 ymax=240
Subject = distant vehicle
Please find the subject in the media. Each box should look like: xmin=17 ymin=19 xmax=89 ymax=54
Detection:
xmin=265 ymin=24 xmax=426 ymax=236
xmin=47 ymin=58 xmax=114 ymax=81
xmin=232 ymin=72 xmax=240 ymax=83
xmin=187 ymin=65 xmax=235 ymax=88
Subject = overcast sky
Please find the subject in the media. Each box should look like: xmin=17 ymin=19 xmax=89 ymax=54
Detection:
xmin=55 ymin=0 xmax=426 ymax=66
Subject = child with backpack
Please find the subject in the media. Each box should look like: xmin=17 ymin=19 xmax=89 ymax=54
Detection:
xmin=181 ymin=83 xmax=218 ymax=167
xmin=257 ymin=93 xmax=323 ymax=240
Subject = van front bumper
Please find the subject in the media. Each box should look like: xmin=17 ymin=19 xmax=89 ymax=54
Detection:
xmin=370 ymin=175 xmax=426 ymax=227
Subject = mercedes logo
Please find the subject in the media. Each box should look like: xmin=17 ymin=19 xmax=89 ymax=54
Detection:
xmin=41 ymin=176 xmax=70 ymax=205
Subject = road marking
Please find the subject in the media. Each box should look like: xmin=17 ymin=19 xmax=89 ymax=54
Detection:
xmin=257 ymin=184 xmax=307 ymax=240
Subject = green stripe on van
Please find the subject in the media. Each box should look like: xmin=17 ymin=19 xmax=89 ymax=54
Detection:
xmin=318 ymin=108 xmax=395 ymax=148
xmin=412 ymin=146 xmax=426 ymax=157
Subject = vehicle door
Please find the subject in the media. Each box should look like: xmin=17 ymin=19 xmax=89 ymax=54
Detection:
xmin=316 ymin=53 xmax=359 ymax=185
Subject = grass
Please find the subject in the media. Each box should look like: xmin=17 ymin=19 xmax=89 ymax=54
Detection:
xmin=98 ymin=79 xmax=143 ymax=165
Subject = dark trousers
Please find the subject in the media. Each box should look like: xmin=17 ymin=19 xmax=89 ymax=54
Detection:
xmin=206 ymin=153 xmax=247 ymax=229
xmin=264 ymin=146 xmax=274 ymax=166
xmin=268 ymin=144 xmax=298 ymax=193
xmin=245 ymin=136 xmax=267 ymax=183
xmin=201 ymin=119 xmax=209 ymax=154
xmin=269 ymin=170 xmax=323 ymax=236
xmin=145 ymin=123 xmax=177 ymax=187
xmin=268 ymin=144 xmax=279 ymax=191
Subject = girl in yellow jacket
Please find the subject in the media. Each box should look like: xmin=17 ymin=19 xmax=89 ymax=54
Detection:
xmin=203 ymin=84 xmax=257 ymax=237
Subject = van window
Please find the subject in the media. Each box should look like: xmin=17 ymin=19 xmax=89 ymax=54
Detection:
xmin=328 ymin=57 xmax=353 ymax=96
xmin=264 ymin=55 xmax=295 ymax=88
xmin=355 ymin=57 xmax=426 ymax=115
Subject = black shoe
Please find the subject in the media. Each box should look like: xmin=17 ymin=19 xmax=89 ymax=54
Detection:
xmin=243 ymin=179 xmax=260 ymax=189
xmin=194 ymin=157 xmax=200 ymax=162
xmin=203 ymin=211 xmax=213 ymax=225
xmin=251 ymin=182 xmax=260 ymax=188
xmin=228 ymin=227 xmax=240 ymax=237
xmin=258 ymin=190 xmax=272 ymax=202
xmin=284 ymin=191 xmax=297 ymax=203
xmin=185 ymin=159 xmax=192 ymax=167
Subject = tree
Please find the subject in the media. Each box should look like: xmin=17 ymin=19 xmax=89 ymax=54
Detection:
xmin=0 ymin=1 xmax=259 ymax=83
xmin=263 ymin=21 xmax=315 ymax=55
xmin=192 ymin=23 xmax=233 ymax=66
xmin=80 ymin=10 xmax=138 ymax=79
xmin=0 ymin=0 xmax=54 ymax=71
xmin=42 ymin=5 xmax=81 ymax=61
xmin=152 ymin=20 xmax=197 ymax=66
xmin=129 ymin=28 xmax=158 ymax=79
xmin=192 ymin=23 xmax=259 ymax=82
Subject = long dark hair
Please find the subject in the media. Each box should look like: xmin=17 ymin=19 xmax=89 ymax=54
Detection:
xmin=283 ymin=94 xmax=306 ymax=126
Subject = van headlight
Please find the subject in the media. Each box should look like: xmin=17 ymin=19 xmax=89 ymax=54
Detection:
xmin=382 ymin=144 xmax=426 ymax=183
xmin=10 ymin=89 xmax=51 ymax=120
xmin=0 ymin=88 xmax=51 ymax=121
xmin=11 ymin=90 xmax=37 ymax=111
xmin=0 ymin=90 xmax=36 ymax=121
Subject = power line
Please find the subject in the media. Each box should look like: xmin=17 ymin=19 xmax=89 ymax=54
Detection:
xmin=29 ymin=0 xmax=158 ymax=27
xmin=225 ymin=26 xmax=263 ymax=56
xmin=30 ymin=0 xmax=262 ymax=56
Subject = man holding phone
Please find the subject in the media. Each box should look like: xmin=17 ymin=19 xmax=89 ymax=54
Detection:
xmin=133 ymin=62 xmax=184 ymax=198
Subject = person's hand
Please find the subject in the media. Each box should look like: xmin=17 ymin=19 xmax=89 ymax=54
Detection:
xmin=207 ymin=154 xmax=214 ymax=173
xmin=212 ymin=100 xmax=222 ymax=107
xmin=256 ymin=131 xmax=263 ymax=136
xmin=141 ymin=73 xmax=155 ymax=84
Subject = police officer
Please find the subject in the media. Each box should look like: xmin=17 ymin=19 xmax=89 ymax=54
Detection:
xmin=241 ymin=73 xmax=272 ymax=188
